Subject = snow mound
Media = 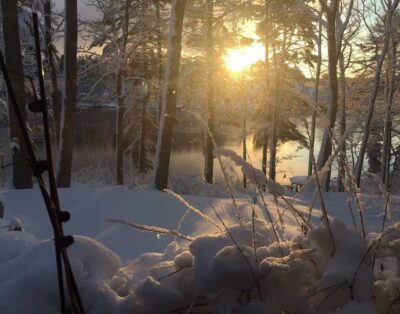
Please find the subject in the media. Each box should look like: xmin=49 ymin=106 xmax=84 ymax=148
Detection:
xmin=111 ymin=217 xmax=395 ymax=313
xmin=0 ymin=233 xmax=123 ymax=313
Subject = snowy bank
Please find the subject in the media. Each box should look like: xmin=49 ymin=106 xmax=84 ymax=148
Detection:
xmin=0 ymin=187 xmax=399 ymax=313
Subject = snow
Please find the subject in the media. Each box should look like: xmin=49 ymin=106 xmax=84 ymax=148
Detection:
xmin=214 ymin=148 xmax=286 ymax=195
xmin=0 ymin=186 xmax=399 ymax=313
xmin=290 ymin=175 xmax=309 ymax=186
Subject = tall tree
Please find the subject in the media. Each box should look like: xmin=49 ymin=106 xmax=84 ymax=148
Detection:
xmin=337 ymin=11 xmax=359 ymax=191
xmin=308 ymin=15 xmax=322 ymax=177
xmin=1 ymin=0 xmax=33 ymax=188
xmin=264 ymin=0 xmax=314 ymax=181
xmin=381 ymin=25 xmax=398 ymax=187
xmin=153 ymin=0 xmax=186 ymax=190
xmin=316 ymin=0 xmax=354 ymax=190
xmin=115 ymin=0 xmax=132 ymax=185
xmin=204 ymin=0 xmax=215 ymax=184
xmin=43 ymin=0 xmax=62 ymax=144
xmin=269 ymin=40 xmax=278 ymax=181
xmin=57 ymin=0 xmax=78 ymax=187
xmin=261 ymin=0 xmax=271 ymax=178
xmin=155 ymin=0 xmax=164 ymax=120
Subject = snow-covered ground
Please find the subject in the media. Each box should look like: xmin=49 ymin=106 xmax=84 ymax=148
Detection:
xmin=0 ymin=186 xmax=399 ymax=313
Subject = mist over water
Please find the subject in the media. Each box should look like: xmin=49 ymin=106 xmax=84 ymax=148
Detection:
xmin=0 ymin=107 xmax=323 ymax=186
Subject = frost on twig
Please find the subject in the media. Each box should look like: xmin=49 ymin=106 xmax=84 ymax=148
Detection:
xmin=106 ymin=218 xmax=194 ymax=241
xmin=214 ymin=148 xmax=285 ymax=195
xmin=164 ymin=189 xmax=222 ymax=231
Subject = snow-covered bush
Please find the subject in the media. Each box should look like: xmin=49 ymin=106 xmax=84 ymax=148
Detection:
xmin=107 ymin=216 xmax=399 ymax=313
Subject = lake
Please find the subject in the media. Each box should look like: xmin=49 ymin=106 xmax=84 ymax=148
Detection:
xmin=0 ymin=107 xmax=322 ymax=187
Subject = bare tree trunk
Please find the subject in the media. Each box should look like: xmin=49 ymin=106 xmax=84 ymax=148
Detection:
xmin=204 ymin=0 xmax=214 ymax=184
xmin=1 ymin=0 xmax=32 ymax=188
xmin=308 ymin=16 xmax=322 ymax=177
xmin=115 ymin=69 xmax=124 ymax=184
xmin=57 ymin=0 xmax=78 ymax=187
xmin=269 ymin=24 xmax=287 ymax=182
xmin=156 ymin=0 xmax=163 ymax=121
xmin=354 ymin=1 xmax=398 ymax=186
xmin=43 ymin=0 xmax=61 ymax=144
xmin=242 ymin=96 xmax=247 ymax=188
xmin=138 ymin=59 xmax=148 ymax=174
xmin=316 ymin=0 xmax=340 ymax=190
xmin=262 ymin=0 xmax=270 ymax=177
xmin=153 ymin=0 xmax=186 ymax=190
xmin=262 ymin=134 xmax=268 ymax=176
xmin=269 ymin=43 xmax=278 ymax=181
xmin=115 ymin=0 xmax=131 ymax=185
xmin=381 ymin=39 xmax=396 ymax=187
xmin=337 ymin=52 xmax=346 ymax=191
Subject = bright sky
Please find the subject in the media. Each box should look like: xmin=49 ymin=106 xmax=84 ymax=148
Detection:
xmin=51 ymin=2 xmax=314 ymax=78
xmin=223 ymin=43 xmax=265 ymax=73
xmin=223 ymin=21 xmax=265 ymax=73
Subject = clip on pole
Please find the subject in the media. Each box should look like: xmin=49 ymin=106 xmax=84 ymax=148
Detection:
xmin=31 ymin=12 xmax=85 ymax=314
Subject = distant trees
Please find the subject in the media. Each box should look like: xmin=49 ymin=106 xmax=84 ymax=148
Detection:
xmin=1 ymin=0 xmax=32 ymax=188
xmin=2 ymin=0 xmax=397 ymax=191
xmin=256 ymin=0 xmax=315 ymax=181
xmin=316 ymin=0 xmax=355 ymax=190
xmin=354 ymin=0 xmax=400 ymax=187
xmin=85 ymin=0 xmax=167 ymax=184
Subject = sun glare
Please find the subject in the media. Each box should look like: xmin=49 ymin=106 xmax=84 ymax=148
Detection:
xmin=223 ymin=43 xmax=265 ymax=73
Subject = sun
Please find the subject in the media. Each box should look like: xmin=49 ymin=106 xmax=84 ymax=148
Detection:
xmin=223 ymin=43 xmax=265 ymax=73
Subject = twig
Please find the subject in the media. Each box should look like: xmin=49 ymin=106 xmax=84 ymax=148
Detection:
xmin=311 ymin=151 xmax=336 ymax=257
xmin=306 ymin=280 xmax=348 ymax=299
xmin=316 ymin=280 xmax=348 ymax=310
xmin=164 ymin=189 xmax=223 ymax=231
xmin=106 ymin=218 xmax=194 ymax=241
xmin=158 ymin=265 xmax=192 ymax=282
xmin=245 ymin=151 xmax=283 ymax=256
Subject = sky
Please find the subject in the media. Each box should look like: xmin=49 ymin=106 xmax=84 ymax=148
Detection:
xmin=53 ymin=0 xmax=97 ymax=19
xmin=52 ymin=0 xmax=98 ymax=51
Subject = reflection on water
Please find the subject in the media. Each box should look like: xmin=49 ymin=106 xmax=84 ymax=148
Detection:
xmin=171 ymin=134 xmax=315 ymax=185
xmin=0 ymin=107 xmax=322 ymax=186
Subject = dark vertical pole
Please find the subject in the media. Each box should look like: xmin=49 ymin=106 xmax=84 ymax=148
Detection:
xmin=1 ymin=0 xmax=33 ymax=188
xmin=32 ymin=13 xmax=66 ymax=314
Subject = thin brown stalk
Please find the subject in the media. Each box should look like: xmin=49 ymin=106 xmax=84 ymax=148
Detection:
xmin=351 ymin=223 xmax=400 ymax=293
xmin=158 ymin=265 xmax=192 ymax=281
xmin=306 ymin=280 xmax=347 ymax=299
xmin=311 ymin=153 xmax=336 ymax=257
xmin=246 ymin=151 xmax=283 ymax=255
xmin=316 ymin=280 xmax=348 ymax=310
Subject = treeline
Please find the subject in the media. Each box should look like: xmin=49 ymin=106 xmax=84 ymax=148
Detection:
xmin=0 ymin=0 xmax=399 ymax=192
